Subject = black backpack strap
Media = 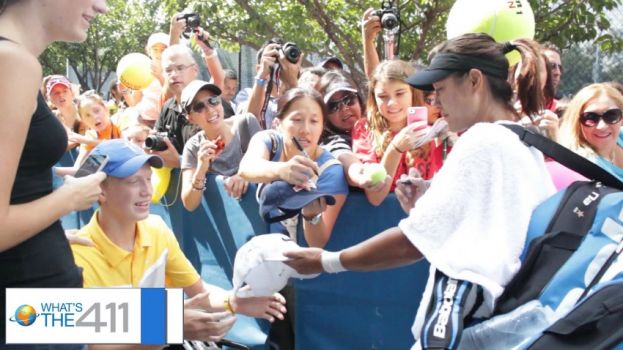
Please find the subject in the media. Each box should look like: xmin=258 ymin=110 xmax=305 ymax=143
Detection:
xmin=504 ymin=124 xmax=623 ymax=190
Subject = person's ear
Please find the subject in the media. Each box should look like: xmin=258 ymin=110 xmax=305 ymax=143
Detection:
xmin=273 ymin=118 xmax=281 ymax=130
xmin=99 ymin=183 xmax=108 ymax=204
xmin=468 ymin=69 xmax=484 ymax=91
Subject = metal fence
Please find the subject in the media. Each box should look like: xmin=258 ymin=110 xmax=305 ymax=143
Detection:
xmin=557 ymin=5 xmax=623 ymax=98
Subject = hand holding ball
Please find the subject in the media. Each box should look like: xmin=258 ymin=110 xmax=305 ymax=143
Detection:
xmin=116 ymin=53 xmax=154 ymax=91
xmin=364 ymin=163 xmax=388 ymax=186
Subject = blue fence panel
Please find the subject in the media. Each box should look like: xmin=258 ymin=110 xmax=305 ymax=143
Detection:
xmin=295 ymin=191 xmax=430 ymax=350
xmin=169 ymin=173 xmax=269 ymax=349
xmin=159 ymin=173 xmax=429 ymax=349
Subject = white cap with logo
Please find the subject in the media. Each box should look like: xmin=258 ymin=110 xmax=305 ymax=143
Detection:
xmin=232 ymin=234 xmax=319 ymax=297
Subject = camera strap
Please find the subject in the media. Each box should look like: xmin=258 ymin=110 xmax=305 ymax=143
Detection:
xmin=259 ymin=65 xmax=278 ymax=129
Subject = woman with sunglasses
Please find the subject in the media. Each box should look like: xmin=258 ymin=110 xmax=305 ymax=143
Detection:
xmin=559 ymin=83 xmax=623 ymax=179
xmin=317 ymin=71 xmax=393 ymax=200
xmin=180 ymin=80 xmax=261 ymax=210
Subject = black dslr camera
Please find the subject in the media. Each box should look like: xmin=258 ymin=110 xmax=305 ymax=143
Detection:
xmin=145 ymin=131 xmax=180 ymax=152
xmin=374 ymin=1 xmax=399 ymax=30
xmin=178 ymin=13 xmax=201 ymax=38
xmin=281 ymin=42 xmax=301 ymax=64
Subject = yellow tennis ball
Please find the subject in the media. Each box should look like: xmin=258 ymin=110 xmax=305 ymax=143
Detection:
xmin=365 ymin=163 xmax=388 ymax=186
xmin=446 ymin=0 xmax=535 ymax=66
xmin=116 ymin=53 xmax=154 ymax=91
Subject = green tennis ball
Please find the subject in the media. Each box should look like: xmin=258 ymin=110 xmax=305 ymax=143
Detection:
xmin=446 ymin=0 xmax=535 ymax=66
xmin=366 ymin=163 xmax=388 ymax=186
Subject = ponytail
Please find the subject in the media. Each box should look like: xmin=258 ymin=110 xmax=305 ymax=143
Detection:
xmin=506 ymin=39 xmax=545 ymax=118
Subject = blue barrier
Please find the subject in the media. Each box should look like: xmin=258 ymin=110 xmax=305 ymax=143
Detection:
xmin=178 ymin=174 xmax=429 ymax=349
xmin=294 ymin=192 xmax=429 ymax=350
xmin=164 ymin=171 xmax=269 ymax=349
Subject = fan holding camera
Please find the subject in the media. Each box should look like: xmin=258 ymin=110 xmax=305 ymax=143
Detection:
xmin=150 ymin=11 xmax=226 ymax=171
xmin=361 ymin=1 xmax=401 ymax=77
xmin=242 ymin=38 xmax=303 ymax=130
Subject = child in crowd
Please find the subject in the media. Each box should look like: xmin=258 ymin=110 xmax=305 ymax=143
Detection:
xmin=71 ymin=140 xmax=286 ymax=348
xmin=74 ymin=92 xmax=121 ymax=166
xmin=351 ymin=60 xmax=440 ymax=204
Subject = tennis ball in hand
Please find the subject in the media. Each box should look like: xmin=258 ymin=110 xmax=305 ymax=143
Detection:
xmin=365 ymin=163 xmax=388 ymax=186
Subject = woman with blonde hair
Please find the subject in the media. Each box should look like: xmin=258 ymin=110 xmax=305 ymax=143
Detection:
xmin=351 ymin=59 xmax=437 ymax=205
xmin=559 ymin=83 xmax=623 ymax=179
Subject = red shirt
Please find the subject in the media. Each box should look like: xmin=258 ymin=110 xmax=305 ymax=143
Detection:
xmin=351 ymin=119 xmax=447 ymax=191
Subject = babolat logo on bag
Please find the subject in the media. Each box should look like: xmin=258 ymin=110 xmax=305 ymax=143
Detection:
xmin=421 ymin=271 xmax=472 ymax=349
xmin=433 ymin=279 xmax=458 ymax=338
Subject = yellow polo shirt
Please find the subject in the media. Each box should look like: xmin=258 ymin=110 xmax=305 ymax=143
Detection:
xmin=71 ymin=212 xmax=200 ymax=288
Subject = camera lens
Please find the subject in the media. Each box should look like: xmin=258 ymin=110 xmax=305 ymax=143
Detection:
xmin=282 ymin=43 xmax=301 ymax=64
xmin=381 ymin=13 xmax=398 ymax=30
xmin=144 ymin=135 xmax=167 ymax=151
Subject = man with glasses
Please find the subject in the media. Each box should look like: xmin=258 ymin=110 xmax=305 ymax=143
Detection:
xmin=153 ymin=42 xmax=224 ymax=169
xmin=542 ymin=43 xmax=563 ymax=97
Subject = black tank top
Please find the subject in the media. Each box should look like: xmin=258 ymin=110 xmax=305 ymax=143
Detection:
xmin=0 ymin=37 xmax=82 ymax=338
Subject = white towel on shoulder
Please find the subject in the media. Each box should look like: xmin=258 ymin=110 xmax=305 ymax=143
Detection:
xmin=398 ymin=122 xmax=556 ymax=341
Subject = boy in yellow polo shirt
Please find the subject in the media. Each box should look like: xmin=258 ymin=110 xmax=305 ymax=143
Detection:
xmin=71 ymin=140 xmax=285 ymax=347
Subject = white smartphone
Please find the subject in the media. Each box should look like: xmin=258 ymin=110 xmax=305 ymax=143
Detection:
xmin=74 ymin=154 xmax=109 ymax=178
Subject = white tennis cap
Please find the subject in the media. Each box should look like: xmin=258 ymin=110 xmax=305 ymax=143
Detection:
xmin=232 ymin=234 xmax=319 ymax=297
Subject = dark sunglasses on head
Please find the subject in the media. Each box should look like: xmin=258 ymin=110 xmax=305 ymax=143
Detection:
xmin=327 ymin=93 xmax=357 ymax=114
xmin=191 ymin=96 xmax=221 ymax=113
xmin=579 ymin=108 xmax=623 ymax=127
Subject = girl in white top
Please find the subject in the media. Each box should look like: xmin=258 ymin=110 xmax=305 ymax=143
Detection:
xmin=284 ymin=33 xmax=557 ymax=349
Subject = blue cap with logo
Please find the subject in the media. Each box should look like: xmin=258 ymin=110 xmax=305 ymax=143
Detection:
xmin=91 ymin=139 xmax=163 ymax=178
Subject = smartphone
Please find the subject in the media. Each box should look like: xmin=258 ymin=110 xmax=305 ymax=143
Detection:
xmin=74 ymin=154 xmax=109 ymax=178
xmin=407 ymin=106 xmax=428 ymax=125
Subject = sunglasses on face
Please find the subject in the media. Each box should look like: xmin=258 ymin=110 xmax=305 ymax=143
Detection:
xmin=579 ymin=108 xmax=623 ymax=127
xmin=327 ymin=93 xmax=357 ymax=114
xmin=190 ymin=95 xmax=221 ymax=113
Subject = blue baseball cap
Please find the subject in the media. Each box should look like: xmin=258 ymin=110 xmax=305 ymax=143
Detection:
xmin=91 ymin=139 xmax=163 ymax=178
xmin=258 ymin=180 xmax=337 ymax=223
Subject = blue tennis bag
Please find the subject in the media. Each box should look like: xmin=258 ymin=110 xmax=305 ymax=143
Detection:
xmin=422 ymin=126 xmax=623 ymax=350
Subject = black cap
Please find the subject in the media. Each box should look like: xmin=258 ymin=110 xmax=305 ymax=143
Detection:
xmin=407 ymin=53 xmax=509 ymax=91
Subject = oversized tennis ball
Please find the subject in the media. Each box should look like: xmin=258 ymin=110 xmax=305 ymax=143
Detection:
xmin=116 ymin=53 xmax=154 ymax=90
xmin=446 ymin=0 xmax=535 ymax=65
xmin=365 ymin=163 xmax=388 ymax=186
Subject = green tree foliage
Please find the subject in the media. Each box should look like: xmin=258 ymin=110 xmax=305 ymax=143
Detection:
xmin=39 ymin=0 xmax=166 ymax=93
xmin=41 ymin=0 xmax=622 ymax=91
xmin=161 ymin=0 xmax=621 ymax=86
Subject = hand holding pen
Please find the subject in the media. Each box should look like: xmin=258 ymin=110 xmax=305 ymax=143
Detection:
xmin=277 ymin=137 xmax=319 ymax=189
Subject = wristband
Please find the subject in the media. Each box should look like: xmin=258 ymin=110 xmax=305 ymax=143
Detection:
xmin=255 ymin=77 xmax=267 ymax=87
xmin=192 ymin=177 xmax=206 ymax=191
xmin=321 ymin=250 xmax=347 ymax=273
xmin=223 ymin=295 xmax=235 ymax=314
